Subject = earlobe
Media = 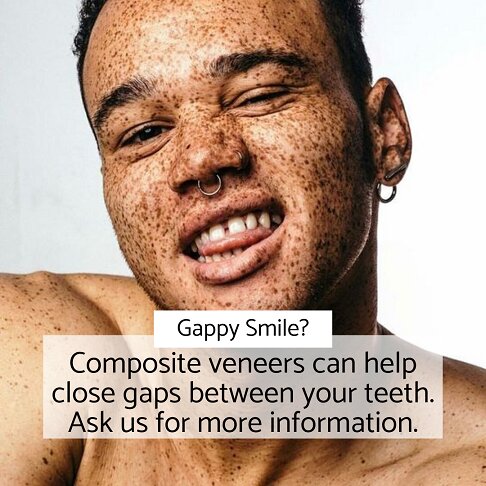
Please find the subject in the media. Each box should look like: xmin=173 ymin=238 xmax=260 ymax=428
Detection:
xmin=365 ymin=78 xmax=412 ymax=188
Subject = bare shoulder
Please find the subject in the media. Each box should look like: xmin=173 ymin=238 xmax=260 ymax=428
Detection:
xmin=0 ymin=271 xmax=131 ymax=333
xmin=443 ymin=356 xmax=485 ymax=423
xmin=404 ymin=357 xmax=485 ymax=484
xmin=62 ymin=272 xmax=156 ymax=333
xmin=0 ymin=271 xmax=155 ymax=334
xmin=442 ymin=356 xmax=485 ymax=446
xmin=0 ymin=271 xmax=153 ymax=484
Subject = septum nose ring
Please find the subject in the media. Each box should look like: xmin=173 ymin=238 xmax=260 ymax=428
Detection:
xmin=197 ymin=173 xmax=222 ymax=197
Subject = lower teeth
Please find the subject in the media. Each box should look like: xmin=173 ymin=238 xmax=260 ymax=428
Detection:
xmin=198 ymin=247 xmax=245 ymax=263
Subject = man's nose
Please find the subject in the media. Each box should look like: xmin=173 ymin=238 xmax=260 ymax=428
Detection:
xmin=167 ymin=121 xmax=248 ymax=193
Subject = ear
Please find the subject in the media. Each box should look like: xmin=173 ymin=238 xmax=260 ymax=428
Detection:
xmin=365 ymin=78 xmax=412 ymax=187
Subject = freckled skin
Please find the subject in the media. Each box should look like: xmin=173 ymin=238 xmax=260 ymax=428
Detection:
xmin=0 ymin=0 xmax=484 ymax=484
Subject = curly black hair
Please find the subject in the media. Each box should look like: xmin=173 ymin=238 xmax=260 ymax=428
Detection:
xmin=73 ymin=0 xmax=372 ymax=102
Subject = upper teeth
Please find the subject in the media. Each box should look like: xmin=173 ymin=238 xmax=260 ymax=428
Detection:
xmin=209 ymin=224 xmax=225 ymax=241
xmin=246 ymin=213 xmax=257 ymax=230
xmin=228 ymin=217 xmax=246 ymax=235
xmin=191 ymin=210 xmax=282 ymax=250
xmin=258 ymin=212 xmax=271 ymax=229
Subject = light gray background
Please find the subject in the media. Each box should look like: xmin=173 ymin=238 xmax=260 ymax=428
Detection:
xmin=1 ymin=1 xmax=485 ymax=367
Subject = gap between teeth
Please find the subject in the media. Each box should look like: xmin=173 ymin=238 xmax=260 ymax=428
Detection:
xmin=191 ymin=211 xmax=282 ymax=259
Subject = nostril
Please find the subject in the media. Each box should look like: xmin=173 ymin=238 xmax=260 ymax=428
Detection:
xmin=234 ymin=150 xmax=251 ymax=175
xmin=236 ymin=150 xmax=245 ymax=170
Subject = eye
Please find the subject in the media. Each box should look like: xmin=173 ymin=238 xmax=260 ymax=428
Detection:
xmin=238 ymin=90 xmax=288 ymax=107
xmin=121 ymin=124 xmax=169 ymax=147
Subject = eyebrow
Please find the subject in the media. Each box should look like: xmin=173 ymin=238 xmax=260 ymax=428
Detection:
xmin=93 ymin=77 xmax=157 ymax=131
xmin=93 ymin=49 xmax=313 ymax=132
xmin=208 ymin=49 xmax=313 ymax=78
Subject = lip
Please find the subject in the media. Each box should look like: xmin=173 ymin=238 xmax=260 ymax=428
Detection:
xmin=199 ymin=226 xmax=272 ymax=256
xmin=183 ymin=219 xmax=285 ymax=284
xmin=178 ymin=193 xmax=285 ymax=285
xmin=178 ymin=193 xmax=282 ymax=250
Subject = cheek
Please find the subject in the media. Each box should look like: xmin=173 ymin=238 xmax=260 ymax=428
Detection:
xmin=244 ymin=93 xmax=368 ymax=217
xmin=103 ymin=160 xmax=175 ymax=266
xmin=307 ymin=100 xmax=371 ymax=251
xmin=245 ymin=94 xmax=371 ymax=286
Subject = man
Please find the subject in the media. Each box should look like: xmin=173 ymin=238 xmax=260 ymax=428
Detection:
xmin=0 ymin=0 xmax=484 ymax=484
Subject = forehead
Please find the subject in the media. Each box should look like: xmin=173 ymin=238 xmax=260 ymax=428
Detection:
xmin=83 ymin=0 xmax=340 ymax=114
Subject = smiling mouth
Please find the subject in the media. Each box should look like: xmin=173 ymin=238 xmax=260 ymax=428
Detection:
xmin=185 ymin=209 xmax=284 ymax=263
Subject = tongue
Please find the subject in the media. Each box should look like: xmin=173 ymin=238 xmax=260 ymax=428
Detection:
xmin=199 ymin=227 xmax=272 ymax=256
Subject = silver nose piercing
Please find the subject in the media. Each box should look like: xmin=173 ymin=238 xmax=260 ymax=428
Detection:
xmin=197 ymin=173 xmax=222 ymax=197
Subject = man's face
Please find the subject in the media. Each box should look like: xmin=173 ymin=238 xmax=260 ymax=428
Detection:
xmin=83 ymin=0 xmax=374 ymax=310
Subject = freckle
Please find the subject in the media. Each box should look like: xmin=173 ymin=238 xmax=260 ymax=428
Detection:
xmin=42 ymin=457 xmax=48 ymax=465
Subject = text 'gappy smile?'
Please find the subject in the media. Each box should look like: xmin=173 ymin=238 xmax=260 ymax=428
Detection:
xmin=154 ymin=311 xmax=332 ymax=348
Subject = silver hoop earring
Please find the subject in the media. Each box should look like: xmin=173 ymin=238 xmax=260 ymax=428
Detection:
xmin=198 ymin=174 xmax=222 ymax=197
xmin=376 ymin=183 xmax=397 ymax=203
